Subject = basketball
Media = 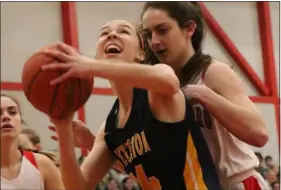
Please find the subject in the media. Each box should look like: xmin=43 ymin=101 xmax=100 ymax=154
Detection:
xmin=21 ymin=45 xmax=93 ymax=118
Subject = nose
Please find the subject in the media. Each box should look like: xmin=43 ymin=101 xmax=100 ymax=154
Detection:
xmin=107 ymin=32 xmax=119 ymax=40
xmin=150 ymin=33 xmax=161 ymax=49
xmin=1 ymin=111 xmax=11 ymax=123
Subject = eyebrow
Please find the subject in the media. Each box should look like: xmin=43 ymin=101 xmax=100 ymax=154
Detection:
xmin=0 ymin=106 xmax=17 ymax=111
xmin=100 ymin=24 xmax=133 ymax=32
xmin=143 ymin=22 xmax=169 ymax=32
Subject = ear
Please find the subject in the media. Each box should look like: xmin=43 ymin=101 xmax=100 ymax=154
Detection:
xmin=34 ymin=143 xmax=41 ymax=151
xmin=183 ymin=20 xmax=197 ymax=38
xmin=135 ymin=50 xmax=145 ymax=63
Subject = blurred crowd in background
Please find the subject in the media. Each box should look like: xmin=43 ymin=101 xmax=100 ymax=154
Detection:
xmin=18 ymin=126 xmax=279 ymax=190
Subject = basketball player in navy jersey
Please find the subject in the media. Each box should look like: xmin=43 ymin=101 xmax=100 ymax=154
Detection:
xmin=41 ymin=20 xmax=222 ymax=190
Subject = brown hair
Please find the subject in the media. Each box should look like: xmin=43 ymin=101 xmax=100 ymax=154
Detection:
xmin=140 ymin=2 xmax=212 ymax=84
xmin=21 ymin=128 xmax=41 ymax=145
xmin=20 ymin=148 xmax=60 ymax=167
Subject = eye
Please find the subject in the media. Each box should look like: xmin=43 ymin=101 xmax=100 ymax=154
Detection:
xmin=9 ymin=110 xmax=17 ymax=115
xmin=157 ymin=28 xmax=168 ymax=35
xmin=8 ymin=107 xmax=17 ymax=116
xmin=100 ymin=31 xmax=108 ymax=37
xmin=121 ymin=29 xmax=130 ymax=34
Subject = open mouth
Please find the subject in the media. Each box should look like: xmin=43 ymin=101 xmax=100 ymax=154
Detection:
xmin=156 ymin=49 xmax=167 ymax=55
xmin=1 ymin=124 xmax=13 ymax=130
xmin=105 ymin=44 xmax=123 ymax=54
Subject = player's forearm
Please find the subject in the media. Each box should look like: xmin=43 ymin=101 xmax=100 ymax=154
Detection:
xmin=56 ymin=126 xmax=90 ymax=190
xmin=88 ymin=60 xmax=179 ymax=95
xmin=195 ymin=87 xmax=268 ymax=147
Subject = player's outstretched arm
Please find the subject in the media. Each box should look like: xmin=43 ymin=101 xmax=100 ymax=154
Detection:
xmin=53 ymin=117 xmax=115 ymax=190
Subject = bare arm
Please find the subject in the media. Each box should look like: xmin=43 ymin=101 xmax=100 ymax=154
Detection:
xmin=35 ymin=153 xmax=64 ymax=190
xmin=86 ymin=61 xmax=180 ymax=96
xmin=55 ymin=121 xmax=115 ymax=190
xmin=80 ymin=124 xmax=116 ymax=187
xmin=188 ymin=61 xmax=268 ymax=147
xmin=49 ymin=120 xmax=124 ymax=173
xmin=42 ymin=43 xmax=180 ymax=96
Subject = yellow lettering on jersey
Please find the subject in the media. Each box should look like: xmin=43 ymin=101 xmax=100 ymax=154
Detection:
xmin=140 ymin=131 xmax=151 ymax=153
xmin=135 ymin=133 xmax=144 ymax=155
xmin=130 ymin=165 xmax=161 ymax=190
xmin=114 ymin=149 xmax=126 ymax=167
xmin=114 ymin=130 xmax=151 ymax=167
xmin=125 ymin=138 xmax=133 ymax=163
xmin=131 ymin=135 xmax=137 ymax=159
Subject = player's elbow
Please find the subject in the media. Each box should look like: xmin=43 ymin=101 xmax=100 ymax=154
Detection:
xmin=153 ymin=64 xmax=180 ymax=95
xmin=163 ymin=75 xmax=180 ymax=95
xmin=254 ymin=128 xmax=269 ymax=148
xmin=250 ymin=122 xmax=269 ymax=147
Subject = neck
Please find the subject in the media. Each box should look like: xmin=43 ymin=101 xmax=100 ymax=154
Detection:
xmin=173 ymin=44 xmax=195 ymax=79
xmin=110 ymin=81 xmax=134 ymax=112
xmin=1 ymin=139 xmax=21 ymax=167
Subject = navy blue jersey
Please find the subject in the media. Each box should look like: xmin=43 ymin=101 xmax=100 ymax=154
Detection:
xmin=104 ymin=88 xmax=221 ymax=190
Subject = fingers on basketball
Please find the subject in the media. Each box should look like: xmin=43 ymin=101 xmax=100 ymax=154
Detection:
xmin=50 ymin=70 xmax=73 ymax=85
xmin=57 ymin=42 xmax=76 ymax=55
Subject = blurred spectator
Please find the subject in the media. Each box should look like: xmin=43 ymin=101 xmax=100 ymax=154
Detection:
xmin=266 ymin=170 xmax=278 ymax=184
xmin=104 ymin=177 xmax=121 ymax=190
xmin=265 ymin=155 xmax=279 ymax=171
xmin=254 ymin=152 xmax=280 ymax=189
xmin=121 ymin=176 xmax=139 ymax=190
xmin=255 ymin=152 xmax=268 ymax=178
xmin=271 ymin=181 xmax=280 ymax=190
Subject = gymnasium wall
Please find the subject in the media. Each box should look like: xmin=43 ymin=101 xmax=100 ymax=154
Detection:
xmin=1 ymin=2 xmax=279 ymax=161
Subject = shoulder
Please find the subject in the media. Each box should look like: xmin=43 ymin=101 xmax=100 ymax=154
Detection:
xmin=34 ymin=153 xmax=57 ymax=169
xmin=204 ymin=60 xmax=235 ymax=82
xmin=204 ymin=60 xmax=243 ymax=92
xmin=34 ymin=153 xmax=59 ymax=177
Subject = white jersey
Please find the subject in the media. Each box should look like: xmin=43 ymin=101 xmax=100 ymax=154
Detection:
xmin=1 ymin=151 xmax=44 ymax=190
xmin=184 ymin=73 xmax=259 ymax=189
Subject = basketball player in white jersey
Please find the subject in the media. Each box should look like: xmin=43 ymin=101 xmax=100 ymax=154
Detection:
xmin=1 ymin=94 xmax=64 ymax=190
xmin=140 ymin=2 xmax=270 ymax=190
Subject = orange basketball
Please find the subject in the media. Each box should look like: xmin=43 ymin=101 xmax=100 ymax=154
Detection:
xmin=21 ymin=45 xmax=93 ymax=118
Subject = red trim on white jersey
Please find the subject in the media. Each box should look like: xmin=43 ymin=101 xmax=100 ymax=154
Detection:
xmin=23 ymin=151 xmax=37 ymax=168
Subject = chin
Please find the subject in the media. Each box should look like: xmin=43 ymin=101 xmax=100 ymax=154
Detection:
xmin=1 ymin=130 xmax=18 ymax=139
xmin=1 ymin=135 xmax=17 ymax=143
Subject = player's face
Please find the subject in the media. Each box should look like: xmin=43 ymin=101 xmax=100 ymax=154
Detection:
xmin=96 ymin=20 xmax=144 ymax=63
xmin=142 ymin=8 xmax=190 ymax=66
xmin=1 ymin=96 xmax=22 ymax=141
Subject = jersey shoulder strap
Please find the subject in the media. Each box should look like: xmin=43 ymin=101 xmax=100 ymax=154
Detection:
xmin=23 ymin=150 xmax=38 ymax=168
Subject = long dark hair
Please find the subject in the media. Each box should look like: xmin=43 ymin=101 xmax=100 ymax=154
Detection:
xmin=140 ymin=2 xmax=212 ymax=84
